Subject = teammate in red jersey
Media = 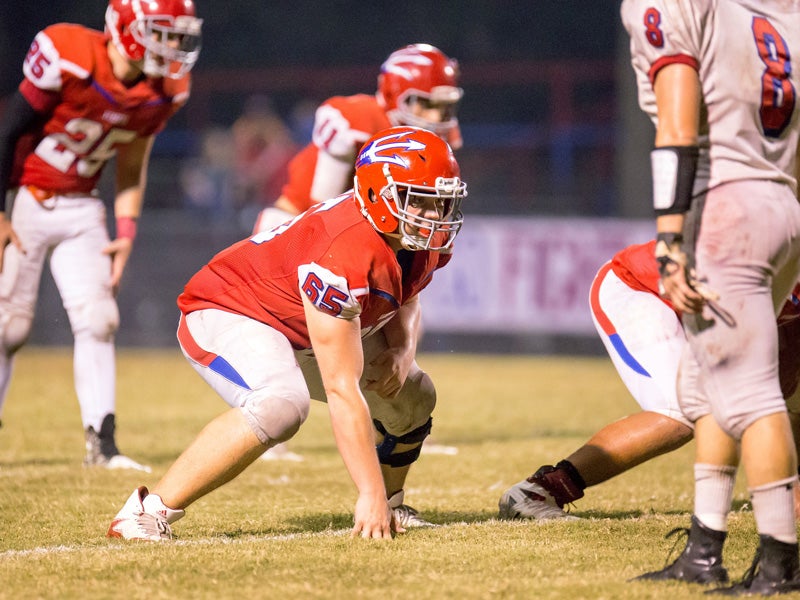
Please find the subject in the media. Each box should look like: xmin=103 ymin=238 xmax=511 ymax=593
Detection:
xmin=107 ymin=126 xmax=467 ymax=541
xmin=252 ymin=43 xmax=462 ymax=234
xmin=0 ymin=0 xmax=202 ymax=470
xmin=253 ymin=42 xmax=462 ymax=462
xmin=500 ymin=241 xmax=800 ymax=521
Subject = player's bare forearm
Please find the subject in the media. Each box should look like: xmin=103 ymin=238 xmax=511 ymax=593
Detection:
xmin=114 ymin=135 xmax=154 ymax=219
xmin=302 ymin=294 xmax=393 ymax=538
xmin=365 ymin=297 xmax=420 ymax=397
xmin=383 ymin=295 xmax=421 ymax=355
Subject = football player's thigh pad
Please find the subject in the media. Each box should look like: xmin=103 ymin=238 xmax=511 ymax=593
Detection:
xmin=200 ymin=313 xmax=311 ymax=445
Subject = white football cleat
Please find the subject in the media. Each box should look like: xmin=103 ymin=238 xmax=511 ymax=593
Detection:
xmin=389 ymin=490 xmax=438 ymax=528
xmin=83 ymin=420 xmax=152 ymax=472
xmin=107 ymin=486 xmax=184 ymax=541
xmin=104 ymin=454 xmax=153 ymax=473
xmin=498 ymin=479 xmax=580 ymax=521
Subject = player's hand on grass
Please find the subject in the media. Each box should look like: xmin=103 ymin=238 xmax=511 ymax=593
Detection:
xmin=351 ymin=491 xmax=396 ymax=540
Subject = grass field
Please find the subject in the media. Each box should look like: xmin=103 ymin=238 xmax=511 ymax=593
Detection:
xmin=0 ymin=348 xmax=787 ymax=599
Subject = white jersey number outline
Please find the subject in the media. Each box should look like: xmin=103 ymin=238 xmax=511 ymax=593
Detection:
xmin=34 ymin=118 xmax=137 ymax=178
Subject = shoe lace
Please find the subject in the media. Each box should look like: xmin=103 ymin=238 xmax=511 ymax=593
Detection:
xmin=735 ymin=546 xmax=762 ymax=589
xmin=136 ymin=511 xmax=174 ymax=540
xmin=660 ymin=526 xmax=691 ymax=569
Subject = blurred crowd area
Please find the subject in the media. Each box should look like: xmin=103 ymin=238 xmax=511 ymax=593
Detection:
xmin=152 ymin=58 xmax=622 ymax=229
xmin=1 ymin=2 xmax=639 ymax=227
xmin=177 ymin=94 xmax=303 ymax=225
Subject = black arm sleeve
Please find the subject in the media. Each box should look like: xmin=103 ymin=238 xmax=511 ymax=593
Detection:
xmin=0 ymin=91 xmax=40 ymax=212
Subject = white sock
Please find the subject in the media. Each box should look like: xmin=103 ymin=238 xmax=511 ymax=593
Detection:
xmin=694 ymin=463 xmax=736 ymax=532
xmin=750 ymin=476 xmax=798 ymax=544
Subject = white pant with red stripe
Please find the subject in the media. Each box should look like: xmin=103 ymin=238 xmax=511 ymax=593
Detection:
xmin=589 ymin=262 xmax=691 ymax=428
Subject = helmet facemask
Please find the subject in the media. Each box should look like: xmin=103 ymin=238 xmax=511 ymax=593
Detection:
xmin=131 ymin=14 xmax=202 ymax=79
xmin=373 ymin=164 xmax=466 ymax=251
xmin=391 ymin=85 xmax=463 ymax=137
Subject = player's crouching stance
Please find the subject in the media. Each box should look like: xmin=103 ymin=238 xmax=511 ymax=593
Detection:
xmin=107 ymin=126 xmax=467 ymax=541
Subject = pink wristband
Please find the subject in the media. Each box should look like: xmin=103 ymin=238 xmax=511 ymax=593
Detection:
xmin=116 ymin=216 xmax=138 ymax=241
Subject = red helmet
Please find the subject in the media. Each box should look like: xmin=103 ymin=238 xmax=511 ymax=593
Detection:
xmin=105 ymin=0 xmax=202 ymax=79
xmin=377 ymin=44 xmax=463 ymax=142
xmin=354 ymin=127 xmax=466 ymax=251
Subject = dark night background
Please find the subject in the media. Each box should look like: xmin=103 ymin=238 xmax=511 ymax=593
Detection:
xmin=1 ymin=2 xmax=646 ymax=216
xmin=0 ymin=2 xmax=655 ymax=348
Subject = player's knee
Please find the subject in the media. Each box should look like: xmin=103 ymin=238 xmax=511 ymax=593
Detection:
xmin=374 ymin=417 xmax=432 ymax=468
xmin=71 ymin=298 xmax=119 ymax=342
xmin=241 ymin=389 xmax=310 ymax=445
xmin=409 ymin=370 xmax=437 ymax=417
xmin=367 ymin=369 xmax=436 ymax=443
xmin=0 ymin=312 xmax=33 ymax=353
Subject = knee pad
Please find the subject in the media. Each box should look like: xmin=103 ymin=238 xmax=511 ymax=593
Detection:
xmin=241 ymin=389 xmax=310 ymax=445
xmin=367 ymin=369 xmax=437 ymax=434
xmin=374 ymin=417 xmax=432 ymax=468
xmin=1 ymin=312 xmax=33 ymax=353
xmin=70 ymin=297 xmax=119 ymax=342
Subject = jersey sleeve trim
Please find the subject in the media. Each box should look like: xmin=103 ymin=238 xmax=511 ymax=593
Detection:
xmin=18 ymin=79 xmax=60 ymax=114
xmin=648 ymin=54 xmax=699 ymax=84
xmin=369 ymin=288 xmax=400 ymax=309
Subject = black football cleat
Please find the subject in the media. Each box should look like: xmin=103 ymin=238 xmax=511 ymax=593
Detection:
xmin=632 ymin=515 xmax=729 ymax=585
xmin=707 ymin=535 xmax=800 ymax=596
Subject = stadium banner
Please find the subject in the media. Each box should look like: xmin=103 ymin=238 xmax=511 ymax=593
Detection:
xmin=420 ymin=217 xmax=653 ymax=334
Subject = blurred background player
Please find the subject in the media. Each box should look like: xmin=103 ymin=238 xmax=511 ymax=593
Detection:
xmin=621 ymin=1 xmax=800 ymax=594
xmin=499 ymin=241 xmax=800 ymax=521
xmin=0 ymin=0 xmax=202 ymax=470
xmin=252 ymin=43 xmax=462 ymax=233
xmin=252 ymin=42 xmax=463 ymax=461
xmin=107 ymin=126 xmax=467 ymax=540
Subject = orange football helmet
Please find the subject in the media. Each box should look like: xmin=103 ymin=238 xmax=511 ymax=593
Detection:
xmin=354 ymin=126 xmax=466 ymax=251
xmin=377 ymin=44 xmax=463 ymax=144
xmin=105 ymin=0 xmax=203 ymax=79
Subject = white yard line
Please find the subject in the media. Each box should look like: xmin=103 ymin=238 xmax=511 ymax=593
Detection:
xmin=0 ymin=528 xmax=352 ymax=559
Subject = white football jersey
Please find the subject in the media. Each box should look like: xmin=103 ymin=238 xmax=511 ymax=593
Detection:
xmin=621 ymin=0 xmax=800 ymax=195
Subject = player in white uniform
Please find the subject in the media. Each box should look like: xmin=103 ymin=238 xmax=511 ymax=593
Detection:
xmin=0 ymin=0 xmax=201 ymax=470
xmin=620 ymin=1 xmax=800 ymax=594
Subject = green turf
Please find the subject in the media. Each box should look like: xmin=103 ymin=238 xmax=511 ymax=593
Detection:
xmin=0 ymin=349 xmax=785 ymax=599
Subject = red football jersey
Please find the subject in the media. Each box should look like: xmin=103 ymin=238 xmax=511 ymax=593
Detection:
xmin=611 ymin=240 xmax=665 ymax=299
xmin=178 ymin=194 xmax=451 ymax=350
xmin=13 ymin=23 xmax=190 ymax=193
xmin=280 ymin=94 xmax=391 ymax=213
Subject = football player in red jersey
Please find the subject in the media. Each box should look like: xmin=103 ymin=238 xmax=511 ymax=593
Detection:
xmin=107 ymin=126 xmax=466 ymax=541
xmin=251 ymin=43 xmax=463 ymax=234
xmin=0 ymin=0 xmax=202 ymax=471
xmin=253 ymin=43 xmax=462 ymax=461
